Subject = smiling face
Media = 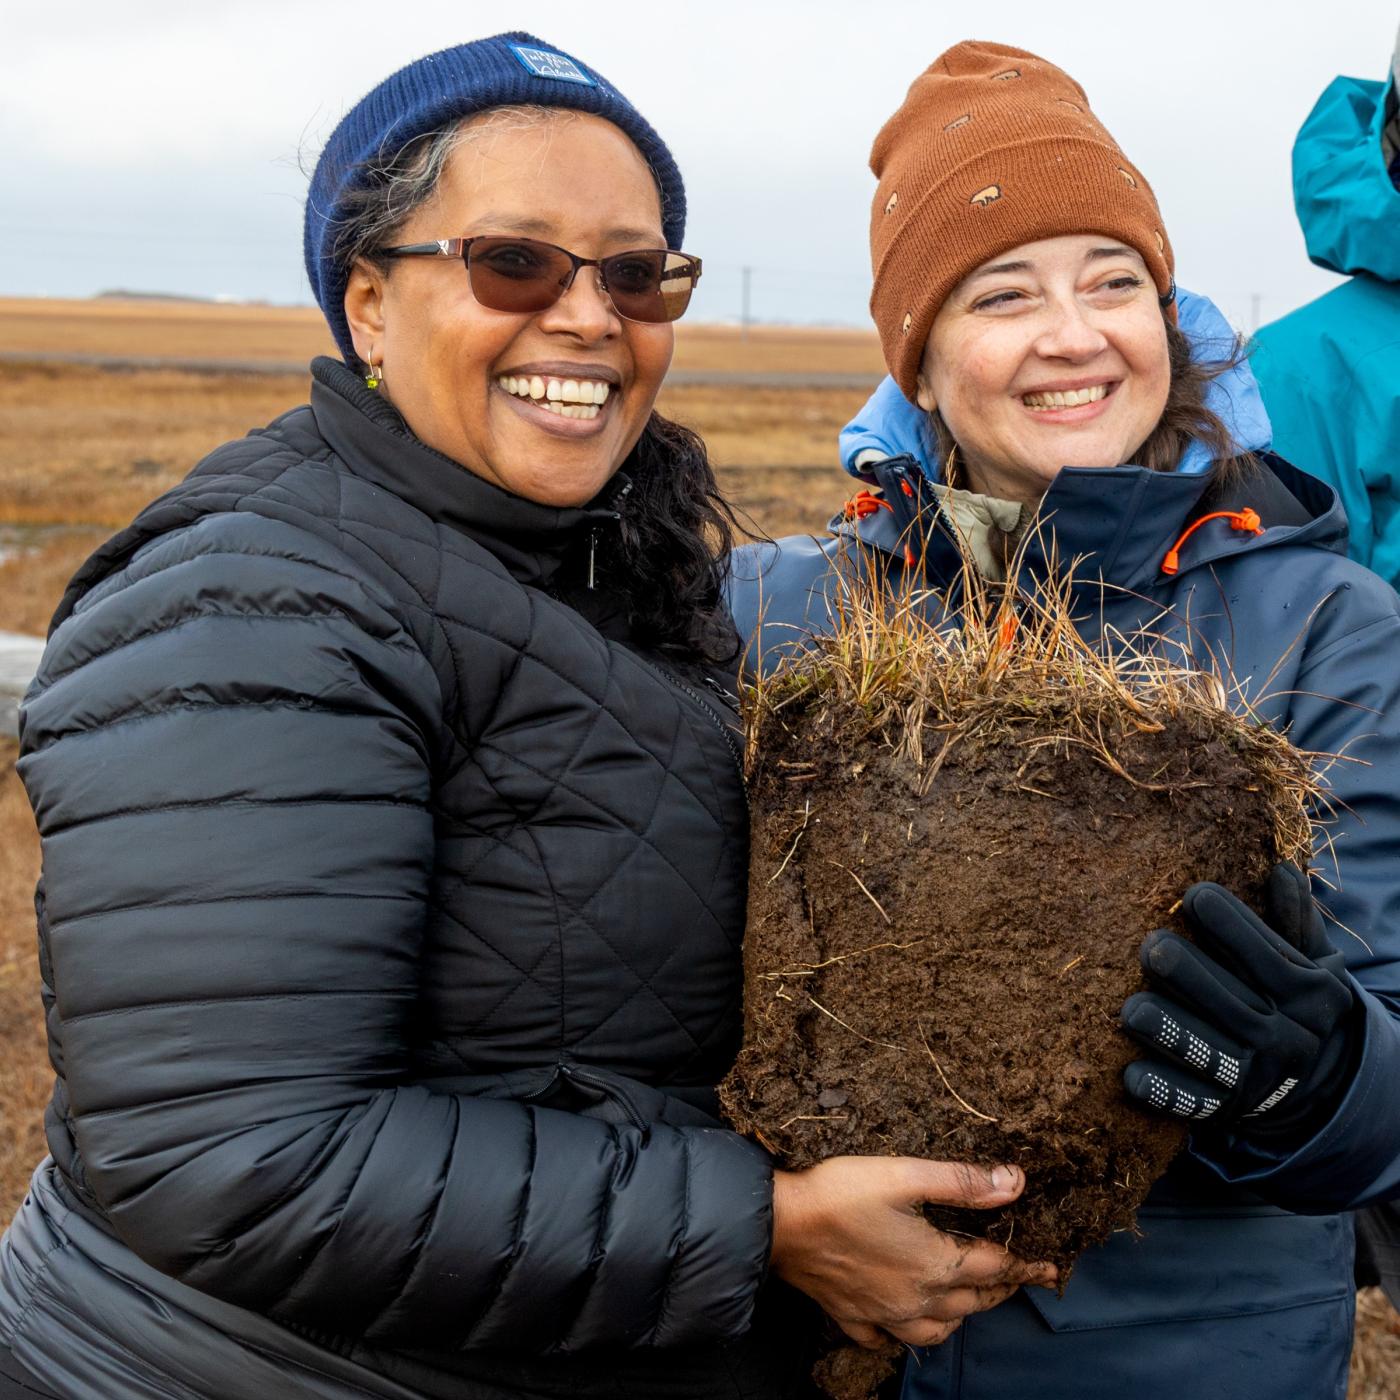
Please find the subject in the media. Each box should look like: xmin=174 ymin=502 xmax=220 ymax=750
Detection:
xmin=916 ymin=234 xmax=1171 ymax=506
xmin=343 ymin=110 xmax=674 ymax=508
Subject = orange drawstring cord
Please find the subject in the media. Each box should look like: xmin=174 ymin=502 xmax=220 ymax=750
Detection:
xmin=1161 ymin=508 xmax=1262 ymax=576
xmin=841 ymin=489 xmax=893 ymax=522
xmin=841 ymin=487 xmax=920 ymax=570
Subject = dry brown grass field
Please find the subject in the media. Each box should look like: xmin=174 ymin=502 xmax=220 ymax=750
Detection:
xmin=0 ymin=300 xmax=1394 ymax=1395
xmin=0 ymin=294 xmax=886 ymax=376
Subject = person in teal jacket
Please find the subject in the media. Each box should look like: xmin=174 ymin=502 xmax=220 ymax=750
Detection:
xmin=1250 ymin=28 xmax=1400 ymax=588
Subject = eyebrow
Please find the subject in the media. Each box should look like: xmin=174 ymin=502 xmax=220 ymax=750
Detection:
xmin=466 ymin=214 xmax=664 ymax=245
xmin=965 ymin=245 xmax=1145 ymax=280
xmin=1085 ymin=245 xmax=1142 ymax=263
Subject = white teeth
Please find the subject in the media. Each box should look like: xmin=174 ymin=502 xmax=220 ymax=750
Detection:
xmin=497 ymin=374 xmax=614 ymax=407
xmin=530 ymin=399 xmax=602 ymax=421
xmin=1022 ymin=384 xmax=1109 ymax=410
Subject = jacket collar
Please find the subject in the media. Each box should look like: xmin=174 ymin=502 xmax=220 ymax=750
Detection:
xmin=847 ymin=452 xmax=1347 ymax=595
xmin=309 ymin=357 xmax=629 ymax=589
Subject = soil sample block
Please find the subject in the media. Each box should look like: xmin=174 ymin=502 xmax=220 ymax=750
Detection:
xmin=719 ymin=573 xmax=1319 ymax=1399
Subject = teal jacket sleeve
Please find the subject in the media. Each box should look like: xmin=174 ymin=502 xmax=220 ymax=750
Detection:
xmin=1253 ymin=296 xmax=1400 ymax=590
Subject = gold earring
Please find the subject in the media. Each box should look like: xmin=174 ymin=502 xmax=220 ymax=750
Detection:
xmin=364 ymin=362 xmax=382 ymax=390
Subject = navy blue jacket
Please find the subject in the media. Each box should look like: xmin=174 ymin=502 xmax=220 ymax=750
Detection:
xmin=729 ymin=451 xmax=1400 ymax=1400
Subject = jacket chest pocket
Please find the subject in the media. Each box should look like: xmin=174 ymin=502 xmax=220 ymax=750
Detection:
xmin=907 ymin=1210 xmax=1357 ymax=1400
xmin=1023 ymin=1205 xmax=1351 ymax=1334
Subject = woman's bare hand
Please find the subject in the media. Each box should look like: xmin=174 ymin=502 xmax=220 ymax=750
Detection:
xmin=770 ymin=1156 xmax=1057 ymax=1349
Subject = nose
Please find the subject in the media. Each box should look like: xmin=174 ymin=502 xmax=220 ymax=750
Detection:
xmin=536 ymin=264 xmax=620 ymax=342
xmin=1033 ymin=295 xmax=1110 ymax=362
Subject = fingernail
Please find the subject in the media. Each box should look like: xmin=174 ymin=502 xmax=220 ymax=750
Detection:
xmin=990 ymin=1165 xmax=1018 ymax=1192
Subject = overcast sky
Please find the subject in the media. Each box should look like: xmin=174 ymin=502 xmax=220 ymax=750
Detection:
xmin=4 ymin=1 xmax=1395 ymax=332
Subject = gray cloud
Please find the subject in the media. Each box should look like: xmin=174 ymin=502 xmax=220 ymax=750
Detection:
xmin=4 ymin=0 xmax=1394 ymax=326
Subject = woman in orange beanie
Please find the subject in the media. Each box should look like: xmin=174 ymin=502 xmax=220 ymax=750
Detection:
xmin=732 ymin=40 xmax=1400 ymax=1400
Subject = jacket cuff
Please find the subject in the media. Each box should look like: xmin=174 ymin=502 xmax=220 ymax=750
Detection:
xmin=1188 ymin=986 xmax=1400 ymax=1209
xmin=656 ymin=1127 xmax=774 ymax=1344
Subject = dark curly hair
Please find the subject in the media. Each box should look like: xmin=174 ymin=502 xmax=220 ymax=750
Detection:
xmin=601 ymin=413 xmax=741 ymax=664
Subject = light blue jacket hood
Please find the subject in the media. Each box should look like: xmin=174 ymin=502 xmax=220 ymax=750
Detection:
xmin=1294 ymin=72 xmax=1400 ymax=280
xmin=838 ymin=288 xmax=1271 ymax=481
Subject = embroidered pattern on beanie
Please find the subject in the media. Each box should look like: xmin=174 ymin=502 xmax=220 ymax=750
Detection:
xmin=508 ymin=45 xmax=597 ymax=85
xmin=969 ymin=185 xmax=1002 ymax=207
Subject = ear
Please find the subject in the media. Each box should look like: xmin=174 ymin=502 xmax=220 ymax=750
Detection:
xmin=343 ymin=258 xmax=388 ymax=366
xmin=914 ymin=370 xmax=937 ymax=414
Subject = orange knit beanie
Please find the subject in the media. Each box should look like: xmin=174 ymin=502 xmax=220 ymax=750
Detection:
xmin=869 ymin=41 xmax=1176 ymax=400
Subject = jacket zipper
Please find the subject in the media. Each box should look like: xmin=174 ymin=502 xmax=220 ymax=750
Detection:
xmin=647 ymin=660 xmax=749 ymax=811
xmin=576 ymin=482 xmax=745 ymax=800
xmin=586 ymin=480 xmax=632 ymax=591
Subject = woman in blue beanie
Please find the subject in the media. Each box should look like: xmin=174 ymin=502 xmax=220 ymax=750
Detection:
xmin=0 ymin=32 xmax=1049 ymax=1400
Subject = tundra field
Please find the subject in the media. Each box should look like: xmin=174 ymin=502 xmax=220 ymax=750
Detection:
xmin=0 ymin=298 xmax=1396 ymax=1393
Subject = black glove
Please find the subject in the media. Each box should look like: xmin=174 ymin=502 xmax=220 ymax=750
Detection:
xmin=1121 ymin=864 xmax=1359 ymax=1138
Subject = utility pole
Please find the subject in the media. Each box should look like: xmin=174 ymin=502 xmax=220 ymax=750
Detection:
xmin=741 ymin=266 xmax=752 ymax=341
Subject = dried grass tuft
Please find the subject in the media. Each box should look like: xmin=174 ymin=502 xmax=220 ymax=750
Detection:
xmin=1350 ymin=1288 xmax=1400 ymax=1399
xmin=743 ymin=529 xmax=1326 ymax=869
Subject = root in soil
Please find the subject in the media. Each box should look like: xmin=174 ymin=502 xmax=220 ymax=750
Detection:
xmin=720 ymin=546 xmax=1325 ymax=1398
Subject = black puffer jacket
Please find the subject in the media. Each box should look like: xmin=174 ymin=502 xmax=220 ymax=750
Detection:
xmin=0 ymin=360 xmax=815 ymax=1400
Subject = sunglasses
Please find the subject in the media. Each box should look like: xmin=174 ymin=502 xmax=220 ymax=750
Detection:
xmin=378 ymin=235 xmax=703 ymax=324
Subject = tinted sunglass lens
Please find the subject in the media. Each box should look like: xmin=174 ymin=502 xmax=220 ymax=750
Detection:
xmin=467 ymin=238 xmax=572 ymax=313
xmin=604 ymin=252 xmax=697 ymax=324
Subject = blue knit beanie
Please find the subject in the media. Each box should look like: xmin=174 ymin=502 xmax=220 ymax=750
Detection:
xmin=305 ymin=32 xmax=686 ymax=363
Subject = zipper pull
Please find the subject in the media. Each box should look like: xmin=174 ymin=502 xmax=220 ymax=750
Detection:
xmin=587 ymin=528 xmax=598 ymax=591
xmin=703 ymin=674 xmax=740 ymax=708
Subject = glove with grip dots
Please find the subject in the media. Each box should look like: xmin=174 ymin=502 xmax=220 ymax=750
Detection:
xmin=1121 ymin=864 xmax=1359 ymax=1139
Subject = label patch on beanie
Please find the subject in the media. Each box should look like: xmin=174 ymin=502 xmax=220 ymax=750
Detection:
xmin=509 ymin=45 xmax=596 ymax=86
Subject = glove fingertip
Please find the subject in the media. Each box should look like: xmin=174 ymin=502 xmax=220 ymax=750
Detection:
xmin=1181 ymin=881 xmax=1234 ymax=925
xmin=1120 ymin=990 xmax=1152 ymax=1026
xmin=1122 ymin=1060 xmax=1167 ymax=1111
xmin=1139 ymin=927 xmax=1173 ymax=971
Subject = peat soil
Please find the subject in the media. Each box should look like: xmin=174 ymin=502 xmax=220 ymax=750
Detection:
xmin=721 ymin=712 xmax=1289 ymax=1397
